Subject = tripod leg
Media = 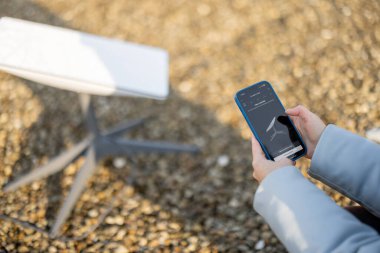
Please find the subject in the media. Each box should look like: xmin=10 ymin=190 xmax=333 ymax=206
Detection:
xmin=50 ymin=145 xmax=97 ymax=237
xmin=3 ymin=137 xmax=92 ymax=192
xmin=98 ymin=138 xmax=199 ymax=157
xmin=103 ymin=117 xmax=148 ymax=138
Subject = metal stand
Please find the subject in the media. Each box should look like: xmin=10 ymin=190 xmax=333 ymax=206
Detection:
xmin=3 ymin=94 xmax=199 ymax=237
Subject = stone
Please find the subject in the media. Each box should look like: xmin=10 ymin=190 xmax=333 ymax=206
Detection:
xmin=88 ymin=209 xmax=99 ymax=218
xmin=255 ymin=240 xmax=265 ymax=250
xmin=114 ymin=245 xmax=128 ymax=253
xmin=217 ymin=155 xmax=230 ymax=167
xmin=113 ymin=157 xmax=127 ymax=169
xmin=366 ymin=128 xmax=380 ymax=143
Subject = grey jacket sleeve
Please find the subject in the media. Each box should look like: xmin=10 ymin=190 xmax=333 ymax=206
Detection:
xmin=254 ymin=167 xmax=380 ymax=253
xmin=309 ymin=124 xmax=380 ymax=217
xmin=253 ymin=124 xmax=380 ymax=252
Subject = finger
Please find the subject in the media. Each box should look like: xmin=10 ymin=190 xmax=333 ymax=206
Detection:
xmin=277 ymin=158 xmax=294 ymax=167
xmin=285 ymin=106 xmax=302 ymax=116
xmin=288 ymin=115 xmax=302 ymax=130
xmin=286 ymin=104 xmax=308 ymax=115
xmin=288 ymin=115 xmax=297 ymax=122
xmin=286 ymin=105 xmax=309 ymax=120
xmin=251 ymin=136 xmax=266 ymax=161
xmin=252 ymin=169 xmax=257 ymax=181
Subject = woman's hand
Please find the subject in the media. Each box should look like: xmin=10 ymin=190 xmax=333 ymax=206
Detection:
xmin=286 ymin=105 xmax=326 ymax=159
xmin=251 ymin=136 xmax=294 ymax=183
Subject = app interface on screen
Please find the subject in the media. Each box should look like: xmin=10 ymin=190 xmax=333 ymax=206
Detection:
xmin=238 ymin=83 xmax=303 ymax=161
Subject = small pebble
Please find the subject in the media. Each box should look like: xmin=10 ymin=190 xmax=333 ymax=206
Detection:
xmin=255 ymin=240 xmax=265 ymax=250
xmin=88 ymin=209 xmax=99 ymax=218
xmin=366 ymin=128 xmax=380 ymax=143
xmin=217 ymin=155 xmax=230 ymax=167
xmin=113 ymin=157 xmax=127 ymax=169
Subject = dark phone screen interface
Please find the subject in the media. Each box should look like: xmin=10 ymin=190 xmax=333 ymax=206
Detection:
xmin=238 ymin=83 xmax=304 ymax=161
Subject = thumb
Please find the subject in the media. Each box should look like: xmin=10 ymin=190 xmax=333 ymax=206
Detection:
xmin=286 ymin=105 xmax=308 ymax=120
xmin=285 ymin=106 xmax=302 ymax=116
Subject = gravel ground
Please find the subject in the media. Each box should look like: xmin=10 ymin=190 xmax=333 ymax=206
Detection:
xmin=0 ymin=0 xmax=380 ymax=252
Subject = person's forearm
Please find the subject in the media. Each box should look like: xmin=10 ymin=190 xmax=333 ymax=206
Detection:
xmin=254 ymin=166 xmax=380 ymax=253
xmin=309 ymin=124 xmax=380 ymax=217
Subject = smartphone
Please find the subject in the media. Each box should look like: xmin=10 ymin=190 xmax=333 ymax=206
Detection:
xmin=234 ymin=81 xmax=306 ymax=161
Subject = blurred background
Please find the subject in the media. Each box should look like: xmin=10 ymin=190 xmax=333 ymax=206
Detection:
xmin=0 ymin=0 xmax=379 ymax=252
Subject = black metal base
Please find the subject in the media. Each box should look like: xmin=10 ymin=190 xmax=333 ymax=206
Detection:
xmin=3 ymin=94 xmax=199 ymax=237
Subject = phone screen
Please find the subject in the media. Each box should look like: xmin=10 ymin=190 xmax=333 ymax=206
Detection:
xmin=236 ymin=82 xmax=305 ymax=161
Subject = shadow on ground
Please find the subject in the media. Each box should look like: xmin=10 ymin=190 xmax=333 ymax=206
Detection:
xmin=0 ymin=1 xmax=268 ymax=252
